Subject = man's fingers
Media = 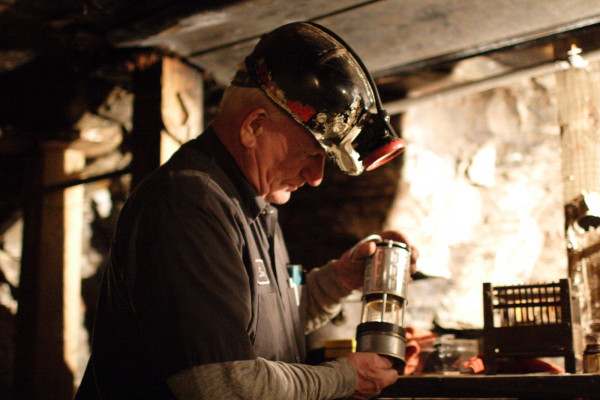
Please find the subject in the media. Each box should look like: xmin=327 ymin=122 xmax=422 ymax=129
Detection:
xmin=372 ymin=355 xmax=394 ymax=369
xmin=382 ymin=368 xmax=400 ymax=386
xmin=352 ymin=241 xmax=376 ymax=261
xmin=380 ymin=230 xmax=410 ymax=244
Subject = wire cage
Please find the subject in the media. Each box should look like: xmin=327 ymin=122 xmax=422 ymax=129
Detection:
xmin=482 ymin=279 xmax=577 ymax=374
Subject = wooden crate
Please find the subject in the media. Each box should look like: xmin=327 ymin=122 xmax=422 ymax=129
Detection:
xmin=482 ymin=279 xmax=576 ymax=374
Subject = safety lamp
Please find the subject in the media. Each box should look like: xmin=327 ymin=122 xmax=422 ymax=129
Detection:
xmin=354 ymin=235 xmax=411 ymax=371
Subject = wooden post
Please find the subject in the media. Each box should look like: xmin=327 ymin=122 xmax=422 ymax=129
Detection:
xmin=556 ymin=52 xmax=600 ymax=371
xmin=130 ymin=54 xmax=203 ymax=188
xmin=556 ymin=56 xmax=600 ymax=204
xmin=160 ymin=57 xmax=203 ymax=163
xmin=130 ymin=54 xmax=163 ymax=189
xmin=16 ymin=141 xmax=85 ymax=399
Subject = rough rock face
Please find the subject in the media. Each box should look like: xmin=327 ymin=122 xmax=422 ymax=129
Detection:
xmin=387 ymin=74 xmax=566 ymax=329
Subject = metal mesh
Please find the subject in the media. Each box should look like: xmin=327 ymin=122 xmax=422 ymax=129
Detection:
xmin=556 ymin=62 xmax=600 ymax=202
xmin=557 ymin=59 xmax=600 ymax=339
xmin=491 ymin=282 xmax=563 ymax=327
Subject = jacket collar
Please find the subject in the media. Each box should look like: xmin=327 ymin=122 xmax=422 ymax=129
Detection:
xmin=194 ymin=127 xmax=273 ymax=223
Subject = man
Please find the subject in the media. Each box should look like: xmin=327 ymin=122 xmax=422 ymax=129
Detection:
xmin=77 ymin=22 xmax=418 ymax=399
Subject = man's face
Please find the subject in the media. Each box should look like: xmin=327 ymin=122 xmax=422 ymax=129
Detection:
xmin=255 ymin=112 xmax=326 ymax=204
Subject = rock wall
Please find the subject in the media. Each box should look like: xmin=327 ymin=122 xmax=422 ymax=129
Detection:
xmin=386 ymin=74 xmax=567 ymax=329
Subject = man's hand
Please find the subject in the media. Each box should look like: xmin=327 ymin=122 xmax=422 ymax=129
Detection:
xmin=333 ymin=230 xmax=419 ymax=291
xmin=344 ymin=352 xmax=399 ymax=399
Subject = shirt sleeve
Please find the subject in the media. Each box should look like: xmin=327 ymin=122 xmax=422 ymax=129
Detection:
xmin=302 ymin=260 xmax=353 ymax=334
xmin=167 ymin=357 xmax=357 ymax=400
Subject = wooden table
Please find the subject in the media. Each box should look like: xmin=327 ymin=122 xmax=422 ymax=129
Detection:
xmin=379 ymin=373 xmax=600 ymax=399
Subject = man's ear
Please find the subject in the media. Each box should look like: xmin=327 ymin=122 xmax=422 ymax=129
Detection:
xmin=240 ymin=108 xmax=267 ymax=148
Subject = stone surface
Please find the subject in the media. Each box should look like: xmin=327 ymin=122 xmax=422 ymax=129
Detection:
xmin=385 ymin=75 xmax=567 ymax=329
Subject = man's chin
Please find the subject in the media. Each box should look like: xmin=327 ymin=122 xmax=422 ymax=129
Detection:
xmin=266 ymin=190 xmax=292 ymax=204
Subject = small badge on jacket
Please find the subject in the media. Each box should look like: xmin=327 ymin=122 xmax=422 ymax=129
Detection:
xmin=255 ymin=259 xmax=270 ymax=285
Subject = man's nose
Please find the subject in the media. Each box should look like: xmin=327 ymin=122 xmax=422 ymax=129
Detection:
xmin=303 ymin=154 xmax=325 ymax=187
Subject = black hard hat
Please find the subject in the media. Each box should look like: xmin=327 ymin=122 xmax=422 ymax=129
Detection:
xmin=232 ymin=21 xmax=406 ymax=175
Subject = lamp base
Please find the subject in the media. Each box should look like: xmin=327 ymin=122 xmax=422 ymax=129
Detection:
xmin=356 ymin=322 xmax=406 ymax=371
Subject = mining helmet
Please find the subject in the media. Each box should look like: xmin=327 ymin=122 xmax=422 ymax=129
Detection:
xmin=231 ymin=22 xmax=406 ymax=175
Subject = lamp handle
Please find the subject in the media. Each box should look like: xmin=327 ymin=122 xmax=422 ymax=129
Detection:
xmin=349 ymin=234 xmax=382 ymax=262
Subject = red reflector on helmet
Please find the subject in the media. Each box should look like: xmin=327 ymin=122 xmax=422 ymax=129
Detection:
xmin=363 ymin=138 xmax=407 ymax=171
